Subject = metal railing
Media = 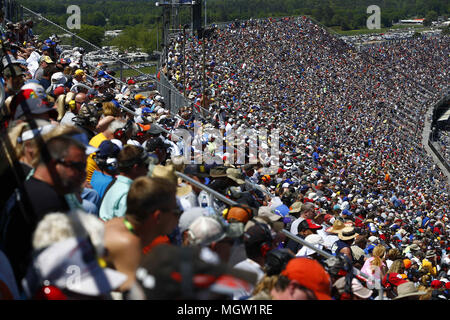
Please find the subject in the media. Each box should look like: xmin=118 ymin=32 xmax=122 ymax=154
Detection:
xmin=175 ymin=169 xmax=384 ymax=299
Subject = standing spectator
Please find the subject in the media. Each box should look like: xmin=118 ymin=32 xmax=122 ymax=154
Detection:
xmin=361 ymin=244 xmax=388 ymax=287
xmin=104 ymin=176 xmax=179 ymax=291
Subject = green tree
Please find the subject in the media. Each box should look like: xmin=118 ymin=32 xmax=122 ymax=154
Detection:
xmin=74 ymin=25 xmax=105 ymax=49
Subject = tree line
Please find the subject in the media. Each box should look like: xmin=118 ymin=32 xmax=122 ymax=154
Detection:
xmin=18 ymin=0 xmax=450 ymax=53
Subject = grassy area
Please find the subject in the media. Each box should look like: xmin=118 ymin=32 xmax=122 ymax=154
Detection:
xmin=120 ymin=66 xmax=157 ymax=79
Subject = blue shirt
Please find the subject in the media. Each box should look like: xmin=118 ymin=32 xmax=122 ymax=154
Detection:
xmin=91 ymin=170 xmax=114 ymax=200
xmin=99 ymin=175 xmax=133 ymax=221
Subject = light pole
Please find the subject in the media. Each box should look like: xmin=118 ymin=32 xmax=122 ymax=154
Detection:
xmin=183 ymin=24 xmax=188 ymax=97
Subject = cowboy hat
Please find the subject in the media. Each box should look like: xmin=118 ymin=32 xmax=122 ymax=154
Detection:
xmin=338 ymin=226 xmax=359 ymax=241
xmin=392 ymin=281 xmax=427 ymax=300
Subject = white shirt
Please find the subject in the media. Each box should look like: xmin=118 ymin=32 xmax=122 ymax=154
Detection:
xmin=60 ymin=111 xmax=76 ymax=126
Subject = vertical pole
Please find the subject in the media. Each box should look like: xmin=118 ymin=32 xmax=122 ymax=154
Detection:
xmin=183 ymin=25 xmax=186 ymax=97
xmin=120 ymin=61 xmax=123 ymax=82
xmin=202 ymin=35 xmax=206 ymax=117
xmin=156 ymin=17 xmax=159 ymax=52
xmin=204 ymin=0 xmax=207 ymax=27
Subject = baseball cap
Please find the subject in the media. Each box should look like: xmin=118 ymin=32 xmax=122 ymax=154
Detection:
xmin=40 ymin=55 xmax=54 ymax=64
xmin=75 ymin=69 xmax=85 ymax=76
xmin=51 ymin=72 xmax=67 ymax=85
xmin=96 ymin=140 xmax=121 ymax=159
xmin=14 ymin=98 xmax=57 ymax=120
xmin=52 ymin=86 xmax=67 ymax=97
xmin=296 ymin=234 xmax=324 ymax=256
xmin=226 ymin=206 xmax=253 ymax=224
xmin=281 ymin=257 xmax=332 ymax=300
xmin=274 ymin=204 xmax=290 ymax=217
xmin=23 ymin=237 xmax=126 ymax=297
xmin=301 ymin=219 xmax=322 ymax=231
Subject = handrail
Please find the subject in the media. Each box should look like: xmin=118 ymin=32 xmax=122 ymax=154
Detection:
xmin=70 ymin=83 xmax=91 ymax=92
xmin=175 ymin=171 xmax=238 ymax=207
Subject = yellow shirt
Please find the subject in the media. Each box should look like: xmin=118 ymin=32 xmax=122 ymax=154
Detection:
xmin=86 ymin=132 xmax=107 ymax=183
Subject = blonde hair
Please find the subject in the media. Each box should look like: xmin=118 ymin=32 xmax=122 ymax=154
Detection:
xmin=388 ymin=259 xmax=404 ymax=274
xmin=251 ymin=275 xmax=279 ymax=297
xmin=102 ymin=101 xmax=120 ymax=117
xmin=371 ymin=245 xmax=386 ymax=268
xmin=55 ymin=94 xmax=66 ymax=121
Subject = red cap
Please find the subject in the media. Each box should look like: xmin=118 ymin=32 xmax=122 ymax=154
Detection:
xmin=305 ymin=219 xmax=322 ymax=230
xmin=431 ymin=280 xmax=443 ymax=289
xmin=282 ymin=257 xmax=331 ymax=300
xmin=53 ymin=86 xmax=66 ymax=97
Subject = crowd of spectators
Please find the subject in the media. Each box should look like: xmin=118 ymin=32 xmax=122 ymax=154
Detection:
xmin=0 ymin=13 xmax=449 ymax=301
xmin=436 ymin=130 xmax=450 ymax=164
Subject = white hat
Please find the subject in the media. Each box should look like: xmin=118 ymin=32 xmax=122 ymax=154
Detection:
xmin=187 ymin=216 xmax=226 ymax=246
xmin=296 ymin=234 xmax=324 ymax=257
xmin=23 ymin=237 xmax=126 ymax=297
xmin=333 ymin=277 xmax=373 ymax=299
xmin=110 ymin=139 xmax=123 ymax=150
xmin=178 ymin=207 xmax=208 ymax=234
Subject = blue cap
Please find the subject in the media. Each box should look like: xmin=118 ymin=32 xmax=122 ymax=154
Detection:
xmin=141 ymin=98 xmax=152 ymax=106
xmin=342 ymin=209 xmax=352 ymax=216
xmin=141 ymin=107 xmax=152 ymax=114
xmin=274 ymin=204 xmax=290 ymax=217
xmin=42 ymin=45 xmax=50 ymax=51
xmin=97 ymin=140 xmax=120 ymax=159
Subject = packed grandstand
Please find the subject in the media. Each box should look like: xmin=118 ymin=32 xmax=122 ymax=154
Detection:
xmin=0 ymin=6 xmax=449 ymax=301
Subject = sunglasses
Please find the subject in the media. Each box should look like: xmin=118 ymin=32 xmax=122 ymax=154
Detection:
xmin=56 ymin=158 xmax=86 ymax=171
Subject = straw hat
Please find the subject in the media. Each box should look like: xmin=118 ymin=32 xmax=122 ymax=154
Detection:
xmin=325 ymin=219 xmax=345 ymax=234
xmin=150 ymin=164 xmax=192 ymax=197
xmin=289 ymin=202 xmax=303 ymax=214
xmin=338 ymin=226 xmax=359 ymax=241
xmin=393 ymin=281 xmax=427 ymax=300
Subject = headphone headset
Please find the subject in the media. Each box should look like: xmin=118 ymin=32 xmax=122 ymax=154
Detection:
xmin=68 ymin=99 xmax=76 ymax=111
xmin=223 ymin=203 xmax=254 ymax=223
xmin=94 ymin=154 xmax=118 ymax=175
xmin=264 ymin=248 xmax=295 ymax=276
xmin=117 ymin=147 xmax=148 ymax=170
xmin=114 ymin=120 xmax=133 ymax=140
xmin=251 ymin=221 xmax=273 ymax=259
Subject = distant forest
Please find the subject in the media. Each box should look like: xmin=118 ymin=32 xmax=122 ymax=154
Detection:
xmin=18 ymin=0 xmax=450 ymax=52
